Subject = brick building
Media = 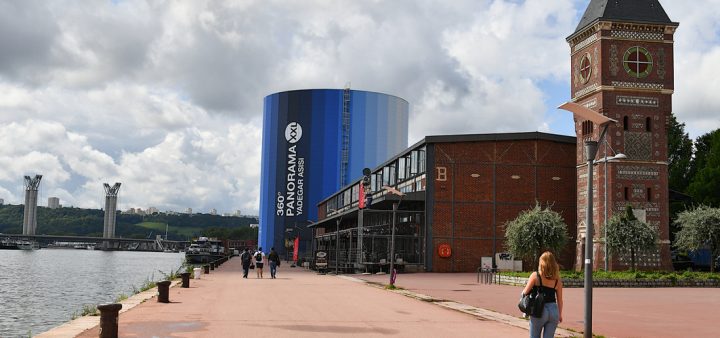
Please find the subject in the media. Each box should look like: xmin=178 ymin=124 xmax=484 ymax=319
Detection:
xmin=311 ymin=133 xmax=577 ymax=272
xmin=568 ymin=0 xmax=677 ymax=270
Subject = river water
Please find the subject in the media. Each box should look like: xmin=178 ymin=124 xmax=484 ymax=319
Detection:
xmin=0 ymin=249 xmax=185 ymax=337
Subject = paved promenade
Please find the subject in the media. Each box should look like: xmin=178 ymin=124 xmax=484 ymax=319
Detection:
xmin=73 ymin=259 xmax=531 ymax=337
xmin=357 ymin=272 xmax=720 ymax=338
xmin=47 ymin=259 xmax=719 ymax=337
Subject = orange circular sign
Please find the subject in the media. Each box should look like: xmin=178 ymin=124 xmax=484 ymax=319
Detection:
xmin=438 ymin=243 xmax=452 ymax=258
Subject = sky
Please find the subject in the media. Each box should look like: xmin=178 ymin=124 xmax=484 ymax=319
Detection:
xmin=0 ymin=0 xmax=718 ymax=216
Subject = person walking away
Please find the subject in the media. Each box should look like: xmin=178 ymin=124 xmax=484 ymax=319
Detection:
xmin=240 ymin=248 xmax=252 ymax=278
xmin=254 ymin=247 xmax=266 ymax=278
xmin=268 ymin=247 xmax=281 ymax=279
xmin=522 ymin=251 xmax=563 ymax=338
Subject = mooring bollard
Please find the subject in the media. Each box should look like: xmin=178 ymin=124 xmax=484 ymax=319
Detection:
xmin=97 ymin=303 xmax=122 ymax=338
xmin=210 ymin=262 xmax=215 ymax=270
xmin=181 ymin=272 xmax=190 ymax=288
xmin=203 ymin=264 xmax=210 ymax=274
xmin=157 ymin=281 xmax=171 ymax=303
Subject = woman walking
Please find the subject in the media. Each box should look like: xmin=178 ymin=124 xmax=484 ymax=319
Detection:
xmin=522 ymin=251 xmax=563 ymax=338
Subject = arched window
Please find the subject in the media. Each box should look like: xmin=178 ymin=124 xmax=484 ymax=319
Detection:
xmin=582 ymin=120 xmax=594 ymax=136
xmin=623 ymin=116 xmax=629 ymax=131
xmin=647 ymin=187 xmax=652 ymax=201
xmin=646 ymin=117 xmax=652 ymax=132
xmin=624 ymin=187 xmax=629 ymax=200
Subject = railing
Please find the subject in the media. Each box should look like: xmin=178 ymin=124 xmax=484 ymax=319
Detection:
xmin=477 ymin=267 xmax=497 ymax=284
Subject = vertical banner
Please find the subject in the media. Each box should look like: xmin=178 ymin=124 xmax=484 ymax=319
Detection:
xmin=358 ymin=182 xmax=365 ymax=209
xmin=293 ymin=236 xmax=300 ymax=262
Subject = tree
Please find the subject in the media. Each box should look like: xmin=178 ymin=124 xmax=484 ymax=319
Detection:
xmin=504 ymin=203 xmax=569 ymax=270
xmin=667 ymin=114 xmax=694 ymax=193
xmin=687 ymin=129 xmax=720 ymax=207
xmin=605 ymin=205 xmax=658 ymax=271
xmin=674 ymin=205 xmax=720 ymax=273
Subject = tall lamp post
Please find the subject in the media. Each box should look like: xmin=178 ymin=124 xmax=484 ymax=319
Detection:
xmin=383 ymin=185 xmax=405 ymax=286
xmin=559 ymin=102 xmax=618 ymax=338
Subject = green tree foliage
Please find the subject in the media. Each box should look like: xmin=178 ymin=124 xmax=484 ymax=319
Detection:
xmin=667 ymin=114 xmax=694 ymax=193
xmin=606 ymin=205 xmax=658 ymax=271
xmin=674 ymin=205 xmax=720 ymax=273
xmin=0 ymin=204 xmax=257 ymax=240
xmin=504 ymin=203 xmax=569 ymax=270
xmin=687 ymin=130 xmax=720 ymax=207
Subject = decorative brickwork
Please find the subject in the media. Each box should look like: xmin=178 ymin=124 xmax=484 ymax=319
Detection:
xmin=611 ymin=30 xmax=664 ymax=41
xmin=616 ymin=96 xmax=659 ymax=107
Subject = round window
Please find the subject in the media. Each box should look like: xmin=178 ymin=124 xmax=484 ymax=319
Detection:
xmin=623 ymin=46 xmax=653 ymax=78
xmin=579 ymin=53 xmax=592 ymax=83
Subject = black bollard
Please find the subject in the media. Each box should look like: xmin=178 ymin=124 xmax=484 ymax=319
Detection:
xmin=210 ymin=262 xmax=215 ymax=270
xmin=97 ymin=303 xmax=122 ymax=338
xmin=203 ymin=264 xmax=210 ymax=274
xmin=180 ymin=272 xmax=190 ymax=288
xmin=157 ymin=281 xmax=171 ymax=303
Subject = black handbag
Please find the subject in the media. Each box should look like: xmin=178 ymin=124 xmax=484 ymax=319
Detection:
xmin=518 ymin=272 xmax=545 ymax=317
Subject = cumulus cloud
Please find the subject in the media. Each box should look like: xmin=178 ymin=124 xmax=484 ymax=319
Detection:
xmin=0 ymin=0 xmax=718 ymax=214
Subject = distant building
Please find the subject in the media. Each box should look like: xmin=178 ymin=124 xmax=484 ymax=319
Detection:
xmin=185 ymin=208 xmax=192 ymax=215
xmin=210 ymin=208 xmax=217 ymax=215
xmin=147 ymin=207 xmax=159 ymax=214
xmin=48 ymin=197 xmax=60 ymax=209
xmin=234 ymin=210 xmax=242 ymax=216
xmin=0 ymin=198 xmax=4 ymax=205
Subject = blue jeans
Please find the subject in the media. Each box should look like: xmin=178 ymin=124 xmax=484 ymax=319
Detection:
xmin=269 ymin=261 xmax=277 ymax=278
xmin=529 ymin=302 xmax=559 ymax=338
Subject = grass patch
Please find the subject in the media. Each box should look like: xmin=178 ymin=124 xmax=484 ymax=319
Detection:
xmin=499 ymin=270 xmax=719 ymax=281
xmin=71 ymin=304 xmax=99 ymax=320
xmin=384 ymin=284 xmax=404 ymax=290
xmin=114 ymin=293 xmax=128 ymax=303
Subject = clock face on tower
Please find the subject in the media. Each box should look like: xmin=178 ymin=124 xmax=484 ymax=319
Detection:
xmin=623 ymin=46 xmax=653 ymax=78
xmin=579 ymin=53 xmax=592 ymax=83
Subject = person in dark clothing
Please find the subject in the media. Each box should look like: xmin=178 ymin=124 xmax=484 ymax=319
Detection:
xmin=522 ymin=251 xmax=564 ymax=338
xmin=240 ymin=248 xmax=252 ymax=278
xmin=268 ymin=247 xmax=281 ymax=279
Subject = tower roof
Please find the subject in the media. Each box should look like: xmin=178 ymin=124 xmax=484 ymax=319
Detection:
xmin=572 ymin=0 xmax=677 ymax=36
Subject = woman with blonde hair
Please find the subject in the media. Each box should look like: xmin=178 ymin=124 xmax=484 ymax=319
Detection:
xmin=522 ymin=251 xmax=563 ymax=338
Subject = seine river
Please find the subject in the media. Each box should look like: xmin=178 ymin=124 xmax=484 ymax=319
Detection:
xmin=0 ymin=249 xmax=185 ymax=337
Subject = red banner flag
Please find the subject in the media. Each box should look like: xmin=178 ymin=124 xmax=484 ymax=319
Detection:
xmin=293 ymin=236 xmax=300 ymax=262
xmin=358 ymin=183 xmax=365 ymax=209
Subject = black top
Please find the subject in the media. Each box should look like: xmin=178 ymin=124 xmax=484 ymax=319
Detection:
xmin=572 ymin=0 xmax=676 ymax=37
xmin=536 ymin=272 xmax=559 ymax=303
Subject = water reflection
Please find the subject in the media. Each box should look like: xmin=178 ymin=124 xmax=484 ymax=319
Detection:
xmin=0 ymin=249 xmax=184 ymax=337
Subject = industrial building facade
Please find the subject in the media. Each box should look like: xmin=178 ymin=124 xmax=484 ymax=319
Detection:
xmin=311 ymin=133 xmax=577 ymax=272
xmin=259 ymin=89 xmax=409 ymax=258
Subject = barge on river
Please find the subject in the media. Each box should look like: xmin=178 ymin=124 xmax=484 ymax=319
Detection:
xmin=185 ymin=237 xmax=225 ymax=263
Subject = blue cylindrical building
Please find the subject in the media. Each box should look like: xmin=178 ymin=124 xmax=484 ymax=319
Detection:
xmin=259 ymin=89 xmax=408 ymax=257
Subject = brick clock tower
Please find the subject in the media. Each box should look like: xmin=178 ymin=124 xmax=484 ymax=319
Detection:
xmin=567 ymin=0 xmax=678 ymax=271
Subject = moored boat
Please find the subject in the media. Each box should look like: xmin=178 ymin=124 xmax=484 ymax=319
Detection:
xmin=185 ymin=237 xmax=225 ymax=263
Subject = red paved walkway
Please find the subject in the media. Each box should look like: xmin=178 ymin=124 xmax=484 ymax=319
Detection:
xmin=75 ymin=260 xmax=529 ymax=337
xmin=356 ymin=272 xmax=720 ymax=338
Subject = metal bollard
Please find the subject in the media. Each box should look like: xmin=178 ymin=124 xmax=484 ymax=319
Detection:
xmin=204 ymin=264 xmax=210 ymax=274
xmin=180 ymin=272 xmax=190 ymax=288
xmin=157 ymin=281 xmax=171 ymax=303
xmin=210 ymin=262 xmax=215 ymax=270
xmin=97 ymin=303 xmax=122 ymax=338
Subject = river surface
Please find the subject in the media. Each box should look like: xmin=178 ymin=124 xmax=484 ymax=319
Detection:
xmin=0 ymin=249 xmax=185 ymax=337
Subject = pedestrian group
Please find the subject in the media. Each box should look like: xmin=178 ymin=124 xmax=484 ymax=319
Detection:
xmin=240 ymin=246 xmax=282 ymax=279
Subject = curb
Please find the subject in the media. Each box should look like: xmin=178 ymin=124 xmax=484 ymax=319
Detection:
xmin=341 ymin=275 xmax=579 ymax=338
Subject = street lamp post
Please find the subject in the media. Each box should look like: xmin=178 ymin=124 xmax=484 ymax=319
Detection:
xmin=335 ymin=218 xmax=340 ymax=275
xmin=583 ymin=141 xmax=598 ymax=338
xmin=383 ymin=185 xmax=405 ymax=286
xmin=558 ymin=101 xmax=617 ymax=338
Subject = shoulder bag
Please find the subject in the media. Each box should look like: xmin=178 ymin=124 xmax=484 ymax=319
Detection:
xmin=518 ymin=271 xmax=545 ymax=317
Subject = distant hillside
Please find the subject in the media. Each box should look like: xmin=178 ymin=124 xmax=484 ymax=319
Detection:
xmin=0 ymin=204 xmax=258 ymax=240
